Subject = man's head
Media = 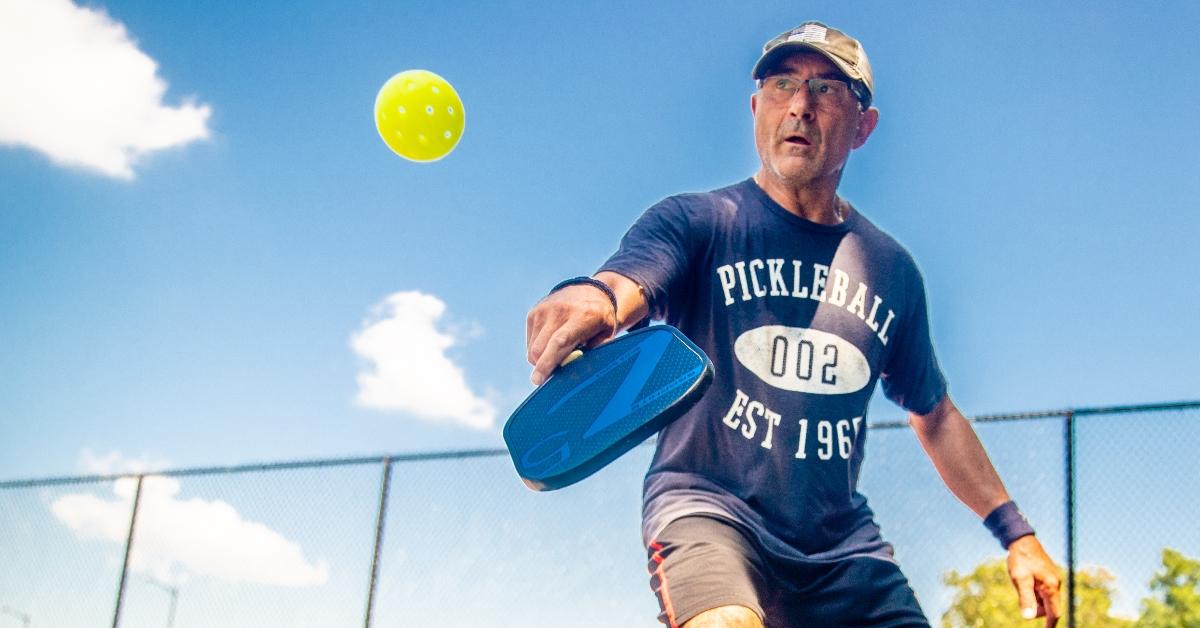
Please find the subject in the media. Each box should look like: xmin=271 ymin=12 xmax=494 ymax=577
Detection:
xmin=749 ymin=22 xmax=879 ymax=192
xmin=752 ymin=22 xmax=873 ymax=110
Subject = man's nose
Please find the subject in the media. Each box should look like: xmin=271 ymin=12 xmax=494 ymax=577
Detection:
xmin=786 ymin=88 xmax=817 ymax=119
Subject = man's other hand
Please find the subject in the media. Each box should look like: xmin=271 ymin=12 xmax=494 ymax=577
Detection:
xmin=1007 ymin=535 xmax=1062 ymax=627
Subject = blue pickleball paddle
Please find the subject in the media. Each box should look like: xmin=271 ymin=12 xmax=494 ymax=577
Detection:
xmin=504 ymin=325 xmax=713 ymax=491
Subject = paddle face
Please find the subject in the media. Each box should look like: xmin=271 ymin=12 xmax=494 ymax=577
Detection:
xmin=505 ymin=325 xmax=713 ymax=491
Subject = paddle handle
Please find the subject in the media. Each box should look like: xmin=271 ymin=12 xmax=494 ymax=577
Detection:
xmin=560 ymin=349 xmax=584 ymax=367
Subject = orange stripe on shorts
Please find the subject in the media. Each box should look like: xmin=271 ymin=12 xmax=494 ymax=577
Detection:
xmin=648 ymin=540 xmax=679 ymax=628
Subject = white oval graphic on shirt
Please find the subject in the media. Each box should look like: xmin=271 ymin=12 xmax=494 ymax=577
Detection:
xmin=734 ymin=325 xmax=870 ymax=395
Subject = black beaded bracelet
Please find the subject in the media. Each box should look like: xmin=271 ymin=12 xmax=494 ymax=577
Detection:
xmin=549 ymin=276 xmax=618 ymax=314
xmin=984 ymin=500 xmax=1036 ymax=549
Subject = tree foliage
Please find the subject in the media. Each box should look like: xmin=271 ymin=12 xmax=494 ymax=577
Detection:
xmin=1134 ymin=548 xmax=1200 ymax=628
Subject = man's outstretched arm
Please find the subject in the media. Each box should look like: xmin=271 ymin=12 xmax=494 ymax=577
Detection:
xmin=908 ymin=395 xmax=1062 ymax=627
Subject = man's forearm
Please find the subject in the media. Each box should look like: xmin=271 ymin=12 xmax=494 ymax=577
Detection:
xmin=908 ymin=396 xmax=1010 ymax=518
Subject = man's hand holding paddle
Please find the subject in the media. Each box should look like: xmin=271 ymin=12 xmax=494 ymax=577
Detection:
xmin=526 ymin=272 xmax=647 ymax=385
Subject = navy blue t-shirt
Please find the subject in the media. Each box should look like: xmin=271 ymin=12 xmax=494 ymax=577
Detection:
xmin=600 ymin=179 xmax=947 ymax=563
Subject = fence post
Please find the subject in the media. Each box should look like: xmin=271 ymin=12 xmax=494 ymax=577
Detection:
xmin=111 ymin=475 xmax=145 ymax=628
xmin=364 ymin=457 xmax=394 ymax=628
xmin=1064 ymin=410 xmax=1076 ymax=628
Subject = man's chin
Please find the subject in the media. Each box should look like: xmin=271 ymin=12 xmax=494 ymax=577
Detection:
xmin=765 ymin=166 xmax=819 ymax=187
xmin=765 ymin=159 xmax=843 ymax=187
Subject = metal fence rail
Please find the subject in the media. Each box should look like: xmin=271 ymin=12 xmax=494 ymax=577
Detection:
xmin=1 ymin=400 xmax=1197 ymax=627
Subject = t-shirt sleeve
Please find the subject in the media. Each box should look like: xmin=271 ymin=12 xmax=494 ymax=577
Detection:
xmin=597 ymin=196 xmax=693 ymax=321
xmin=879 ymin=265 xmax=948 ymax=415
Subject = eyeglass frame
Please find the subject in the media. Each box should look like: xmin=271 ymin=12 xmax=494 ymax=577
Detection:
xmin=756 ymin=74 xmax=871 ymax=112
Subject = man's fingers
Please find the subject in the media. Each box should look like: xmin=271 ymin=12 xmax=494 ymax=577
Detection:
xmin=1006 ymin=536 xmax=1061 ymax=626
xmin=1039 ymin=576 xmax=1062 ymax=627
xmin=527 ymin=293 xmax=609 ymax=363
xmin=531 ymin=325 xmax=587 ymax=385
xmin=1015 ymin=575 xmax=1038 ymax=620
xmin=525 ymin=308 xmax=540 ymax=356
xmin=527 ymin=305 xmax=581 ymax=365
xmin=525 ymin=285 xmax=620 ymax=385
xmin=527 ymin=314 xmax=559 ymax=366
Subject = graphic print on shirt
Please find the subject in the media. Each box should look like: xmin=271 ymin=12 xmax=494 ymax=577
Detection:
xmin=713 ymin=255 xmax=897 ymax=462
xmin=734 ymin=325 xmax=870 ymax=395
xmin=715 ymin=257 xmax=897 ymax=347
xmin=715 ymin=256 xmax=895 ymax=397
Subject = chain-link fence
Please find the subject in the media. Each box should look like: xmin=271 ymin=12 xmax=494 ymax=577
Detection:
xmin=1 ymin=401 xmax=1196 ymax=627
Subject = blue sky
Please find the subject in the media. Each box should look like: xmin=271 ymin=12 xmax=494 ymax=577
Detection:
xmin=1 ymin=0 xmax=1198 ymax=624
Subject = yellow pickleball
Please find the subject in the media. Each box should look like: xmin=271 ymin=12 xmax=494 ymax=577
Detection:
xmin=374 ymin=70 xmax=465 ymax=162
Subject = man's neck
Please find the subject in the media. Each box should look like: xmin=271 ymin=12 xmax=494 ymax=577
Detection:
xmin=753 ymin=171 xmax=846 ymax=225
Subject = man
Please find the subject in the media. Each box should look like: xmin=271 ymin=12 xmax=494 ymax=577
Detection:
xmin=525 ymin=21 xmax=1061 ymax=627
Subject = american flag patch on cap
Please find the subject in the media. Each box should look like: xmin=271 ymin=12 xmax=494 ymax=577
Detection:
xmin=788 ymin=23 xmax=828 ymax=44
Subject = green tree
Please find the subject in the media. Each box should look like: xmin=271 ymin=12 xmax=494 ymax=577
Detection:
xmin=1135 ymin=548 xmax=1200 ymax=628
xmin=941 ymin=558 xmax=1132 ymax=628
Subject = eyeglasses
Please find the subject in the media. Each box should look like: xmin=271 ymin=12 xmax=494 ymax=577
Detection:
xmin=758 ymin=75 xmax=866 ymax=110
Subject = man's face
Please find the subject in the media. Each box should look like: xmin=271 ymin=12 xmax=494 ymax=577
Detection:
xmin=751 ymin=51 xmax=877 ymax=188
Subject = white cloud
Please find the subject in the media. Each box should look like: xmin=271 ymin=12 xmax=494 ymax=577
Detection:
xmin=351 ymin=291 xmax=497 ymax=430
xmin=51 ymin=451 xmax=328 ymax=587
xmin=0 ymin=0 xmax=212 ymax=179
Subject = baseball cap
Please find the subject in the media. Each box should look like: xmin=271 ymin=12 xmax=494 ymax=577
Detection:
xmin=751 ymin=21 xmax=874 ymax=108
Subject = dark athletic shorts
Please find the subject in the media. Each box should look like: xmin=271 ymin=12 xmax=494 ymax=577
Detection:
xmin=646 ymin=515 xmax=930 ymax=628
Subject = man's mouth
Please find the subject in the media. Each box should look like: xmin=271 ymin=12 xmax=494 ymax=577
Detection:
xmin=783 ymin=134 xmax=811 ymax=146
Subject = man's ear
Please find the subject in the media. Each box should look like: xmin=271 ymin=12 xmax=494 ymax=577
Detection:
xmin=751 ymin=92 xmax=759 ymax=116
xmin=853 ymin=107 xmax=879 ymax=149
